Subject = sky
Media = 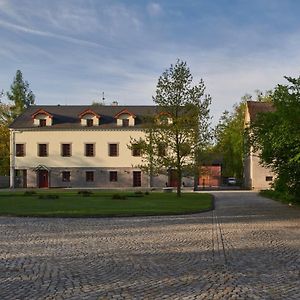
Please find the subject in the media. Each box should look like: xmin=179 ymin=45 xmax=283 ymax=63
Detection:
xmin=1 ymin=0 xmax=300 ymax=124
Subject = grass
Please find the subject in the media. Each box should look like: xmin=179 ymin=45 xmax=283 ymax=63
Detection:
xmin=260 ymin=189 xmax=299 ymax=206
xmin=0 ymin=190 xmax=213 ymax=217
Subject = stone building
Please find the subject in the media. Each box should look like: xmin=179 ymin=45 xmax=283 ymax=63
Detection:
xmin=243 ymin=101 xmax=275 ymax=190
xmin=9 ymin=105 xmax=194 ymax=188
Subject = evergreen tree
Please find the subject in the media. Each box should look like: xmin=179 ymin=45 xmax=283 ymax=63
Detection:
xmin=0 ymin=70 xmax=35 ymax=175
xmin=7 ymin=70 xmax=35 ymax=118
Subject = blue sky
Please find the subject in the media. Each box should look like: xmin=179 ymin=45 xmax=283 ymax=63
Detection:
xmin=1 ymin=0 xmax=300 ymax=123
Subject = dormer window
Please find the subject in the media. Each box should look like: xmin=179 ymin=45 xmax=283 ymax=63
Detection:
xmin=78 ymin=109 xmax=100 ymax=127
xmin=157 ymin=112 xmax=173 ymax=125
xmin=114 ymin=109 xmax=136 ymax=127
xmin=122 ymin=119 xmax=129 ymax=127
xmin=86 ymin=119 xmax=93 ymax=127
xmin=39 ymin=119 xmax=46 ymax=127
xmin=31 ymin=109 xmax=53 ymax=127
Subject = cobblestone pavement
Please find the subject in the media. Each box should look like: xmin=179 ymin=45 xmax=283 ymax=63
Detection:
xmin=0 ymin=192 xmax=299 ymax=299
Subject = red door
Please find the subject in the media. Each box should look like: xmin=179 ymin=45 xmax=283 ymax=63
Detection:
xmin=38 ymin=170 xmax=49 ymax=188
xmin=169 ymin=170 xmax=179 ymax=187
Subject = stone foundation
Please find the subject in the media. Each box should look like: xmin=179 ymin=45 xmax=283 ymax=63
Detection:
xmin=16 ymin=167 xmax=195 ymax=189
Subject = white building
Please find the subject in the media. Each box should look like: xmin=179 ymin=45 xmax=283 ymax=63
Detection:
xmin=243 ymin=101 xmax=275 ymax=190
xmin=9 ymin=105 xmax=194 ymax=189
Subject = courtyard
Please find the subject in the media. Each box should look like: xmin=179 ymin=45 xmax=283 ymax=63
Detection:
xmin=0 ymin=191 xmax=299 ymax=299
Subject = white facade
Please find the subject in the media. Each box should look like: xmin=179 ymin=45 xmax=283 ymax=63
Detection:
xmin=243 ymin=101 xmax=275 ymax=190
xmin=9 ymin=105 xmax=194 ymax=189
xmin=13 ymin=129 xmax=145 ymax=169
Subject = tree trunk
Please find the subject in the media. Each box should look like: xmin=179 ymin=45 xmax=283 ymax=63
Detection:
xmin=193 ymin=171 xmax=199 ymax=191
xmin=176 ymin=166 xmax=182 ymax=197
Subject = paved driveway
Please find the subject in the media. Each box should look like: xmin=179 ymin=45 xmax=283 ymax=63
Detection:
xmin=0 ymin=192 xmax=299 ymax=299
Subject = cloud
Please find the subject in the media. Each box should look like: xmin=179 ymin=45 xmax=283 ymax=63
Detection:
xmin=0 ymin=0 xmax=8 ymax=7
xmin=2 ymin=0 xmax=300 ymax=127
xmin=0 ymin=19 xmax=107 ymax=48
xmin=147 ymin=2 xmax=163 ymax=17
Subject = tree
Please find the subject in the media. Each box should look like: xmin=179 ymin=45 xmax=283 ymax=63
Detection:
xmin=214 ymin=91 xmax=273 ymax=183
xmin=7 ymin=70 xmax=35 ymax=118
xmin=131 ymin=60 xmax=211 ymax=197
xmin=250 ymin=76 xmax=300 ymax=200
xmin=0 ymin=104 xmax=12 ymax=175
xmin=214 ymin=101 xmax=246 ymax=180
xmin=0 ymin=70 xmax=35 ymax=175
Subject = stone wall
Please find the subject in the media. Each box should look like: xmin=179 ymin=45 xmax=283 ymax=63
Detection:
xmin=49 ymin=167 xmax=151 ymax=188
xmin=22 ymin=168 xmax=195 ymax=189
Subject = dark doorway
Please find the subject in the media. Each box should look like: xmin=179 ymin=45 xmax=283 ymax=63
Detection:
xmin=38 ymin=170 xmax=49 ymax=188
xmin=14 ymin=169 xmax=27 ymax=188
xmin=169 ymin=169 xmax=179 ymax=187
xmin=22 ymin=170 xmax=27 ymax=188
xmin=133 ymin=171 xmax=141 ymax=187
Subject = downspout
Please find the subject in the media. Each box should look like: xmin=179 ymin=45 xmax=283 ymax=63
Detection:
xmin=250 ymin=146 xmax=253 ymax=189
xmin=9 ymin=129 xmax=15 ymax=188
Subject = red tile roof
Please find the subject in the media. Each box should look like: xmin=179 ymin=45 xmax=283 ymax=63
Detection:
xmin=247 ymin=101 xmax=275 ymax=121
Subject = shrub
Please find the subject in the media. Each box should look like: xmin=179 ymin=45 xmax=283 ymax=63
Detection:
xmin=23 ymin=190 xmax=37 ymax=196
xmin=38 ymin=194 xmax=59 ymax=200
xmin=260 ymin=189 xmax=297 ymax=204
xmin=112 ymin=194 xmax=127 ymax=200
xmin=134 ymin=191 xmax=144 ymax=197
xmin=77 ymin=190 xmax=93 ymax=197
xmin=145 ymin=191 xmax=150 ymax=195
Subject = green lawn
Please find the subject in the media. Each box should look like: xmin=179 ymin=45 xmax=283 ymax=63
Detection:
xmin=0 ymin=190 xmax=213 ymax=217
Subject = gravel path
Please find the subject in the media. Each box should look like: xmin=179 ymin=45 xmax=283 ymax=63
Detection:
xmin=0 ymin=191 xmax=299 ymax=299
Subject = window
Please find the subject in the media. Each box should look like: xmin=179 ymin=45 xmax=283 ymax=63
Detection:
xmin=16 ymin=144 xmax=25 ymax=157
xmin=160 ymin=115 xmax=169 ymax=125
xmin=109 ymin=143 xmax=118 ymax=156
xmin=62 ymin=171 xmax=70 ymax=182
xmin=38 ymin=144 xmax=48 ymax=157
xmin=132 ymin=144 xmax=141 ymax=157
xmin=158 ymin=144 xmax=166 ymax=156
xmin=86 ymin=171 xmax=94 ymax=182
xmin=133 ymin=171 xmax=141 ymax=187
xmin=266 ymin=176 xmax=273 ymax=182
xmin=86 ymin=119 xmax=93 ymax=127
xmin=39 ymin=119 xmax=46 ymax=127
xmin=61 ymin=144 xmax=71 ymax=157
xmin=85 ymin=144 xmax=95 ymax=157
xmin=109 ymin=171 xmax=118 ymax=182
xmin=122 ymin=119 xmax=129 ymax=127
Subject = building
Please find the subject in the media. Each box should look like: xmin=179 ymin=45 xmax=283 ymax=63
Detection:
xmin=198 ymin=165 xmax=222 ymax=188
xmin=9 ymin=105 xmax=194 ymax=189
xmin=243 ymin=101 xmax=275 ymax=190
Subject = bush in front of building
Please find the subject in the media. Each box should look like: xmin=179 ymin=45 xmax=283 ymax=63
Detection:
xmin=112 ymin=194 xmax=127 ymax=200
xmin=38 ymin=194 xmax=59 ymax=200
xmin=77 ymin=190 xmax=93 ymax=197
xmin=260 ymin=189 xmax=299 ymax=205
xmin=23 ymin=190 xmax=37 ymax=196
